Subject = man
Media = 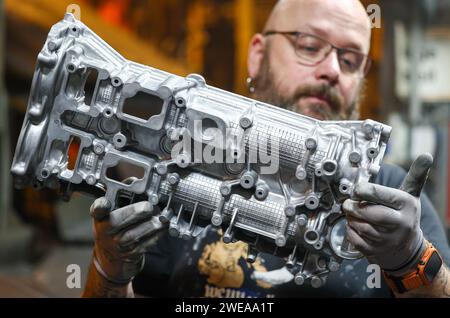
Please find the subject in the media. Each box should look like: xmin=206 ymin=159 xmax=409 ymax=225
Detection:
xmin=83 ymin=0 xmax=450 ymax=298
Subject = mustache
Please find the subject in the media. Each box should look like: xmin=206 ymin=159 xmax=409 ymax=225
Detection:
xmin=286 ymin=84 xmax=344 ymax=113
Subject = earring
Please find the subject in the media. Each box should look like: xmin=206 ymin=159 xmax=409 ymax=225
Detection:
xmin=246 ymin=77 xmax=255 ymax=94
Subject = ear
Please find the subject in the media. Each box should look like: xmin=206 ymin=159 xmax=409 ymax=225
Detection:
xmin=247 ymin=33 xmax=267 ymax=78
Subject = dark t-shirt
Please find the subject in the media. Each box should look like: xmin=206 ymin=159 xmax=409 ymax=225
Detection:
xmin=133 ymin=164 xmax=450 ymax=298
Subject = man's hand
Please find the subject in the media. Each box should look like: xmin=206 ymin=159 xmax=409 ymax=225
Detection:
xmin=342 ymin=153 xmax=433 ymax=275
xmin=90 ymin=196 xmax=166 ymax=285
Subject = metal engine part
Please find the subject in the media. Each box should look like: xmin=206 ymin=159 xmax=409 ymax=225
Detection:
xmin=11 ymin=14 xmax=391 ymax=287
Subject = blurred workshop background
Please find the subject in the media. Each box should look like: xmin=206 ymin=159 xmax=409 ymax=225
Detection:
xmin=0 ymin=0 xmax=449 ymax=297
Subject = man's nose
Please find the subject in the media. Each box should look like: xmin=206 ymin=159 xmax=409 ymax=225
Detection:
xmin=314 ymin=50 xmax=340 ymax=85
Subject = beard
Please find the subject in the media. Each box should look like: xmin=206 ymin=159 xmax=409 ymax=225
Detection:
xmin=252 ymin=48 xmax=364 ymax=121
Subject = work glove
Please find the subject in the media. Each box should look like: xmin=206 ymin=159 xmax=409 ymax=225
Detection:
xmin=342 ymin=153 xmax=433 ymax=276
xmin=90 ymin=194 xmax=166 ymax=285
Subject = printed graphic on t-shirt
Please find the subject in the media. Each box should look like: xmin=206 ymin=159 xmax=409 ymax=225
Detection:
xmin=198 ymin=230 xmax=272 ymax=289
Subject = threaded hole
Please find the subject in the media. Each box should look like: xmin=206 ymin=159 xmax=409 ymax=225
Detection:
xmin=305 ymin=231 xmax=318 ymax=242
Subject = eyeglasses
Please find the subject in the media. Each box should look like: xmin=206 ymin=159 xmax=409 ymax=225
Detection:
xmin=263 ymin=30 xmax=372 ymax=76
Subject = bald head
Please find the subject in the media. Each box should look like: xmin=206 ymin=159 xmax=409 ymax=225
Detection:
xmin=264 ymin=0 xmax=371 ymax=53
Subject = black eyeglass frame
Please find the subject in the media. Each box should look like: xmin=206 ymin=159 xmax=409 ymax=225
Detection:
xmin=263 ymin=30 xmax=372 ymax=76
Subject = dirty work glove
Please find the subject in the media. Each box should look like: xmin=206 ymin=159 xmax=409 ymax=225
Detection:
xmin=90 ymin=196 xmax=166 ymax=285
xmin=343 ymin=153 xmax=433 ymax=276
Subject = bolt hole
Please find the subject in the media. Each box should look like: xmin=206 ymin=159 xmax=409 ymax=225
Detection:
xmin=305 ymin=231 xmax=318 ymax=242
xmin=245 ymin=179 xmax=250 ymax=184
xmin=72 ymin=27 xmax=77 ymax=32
xmin=323 ymin=161 xmax=336 ymax=173
xmin=105 ymin=110 xmax=112 ymax=116
xmin=117 ymin=139 xmax=122 ymax=143
xmin=67 ymin=64 xmax=75 ymax=72
xmin=342 ymin=186 xmax=347 ymax=191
